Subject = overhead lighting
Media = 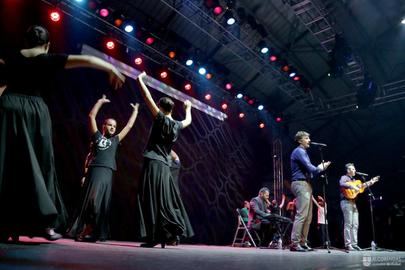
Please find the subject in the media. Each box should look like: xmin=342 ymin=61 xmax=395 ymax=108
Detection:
xmin=259 ymin=122 xmax=265 ymax=129
xmin=105 ymin=40 xmax=115 ymax=50
xmin=160 ymin=71 xmax=168 ymax=79
xmin=289 ymin=72 xmax=296 ymax=78
xmin=213 ymin=6 xmax=223 ymax=15
xmin=204 ymin=93 xmax=212 ymax=100
xmin=236 ymin=93 xmax=243 ymax=99
xmin=184 ymin=83 xmax=192 ymax=91
xmin=134 ymin=57 xmax=143 ymax=65
xmin=401 ymin=18 xmax=405 ymax=24
xmin=124 ymin=24 xmax=134 ymax=33
xmin=224 ymin=10 xmax=236 ymax=25
xmin=225 ymin=83 xmax=232 ymax=90
xmin=99 ymin=8 xmax=109 ymax=17
xmin=258 ymin=105 xmax=264 ymax=111
xmin=270 ymin=55 xmax=277 ymax=62
xmin=239 ymin=112 xmax=245 ymax=119
xmin=186 ymin=59 xmax=194 ymax=66
xmin=198 ymin=67 xmax=207 ymax=75
xmin=221 ymin=103 xmax=228 ymax=110
xmin=258 ymin=40 xmax=269 ymax=54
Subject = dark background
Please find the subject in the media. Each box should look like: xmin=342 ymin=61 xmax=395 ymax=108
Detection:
xmin=1 ymin=0 xmax=404 ymax=250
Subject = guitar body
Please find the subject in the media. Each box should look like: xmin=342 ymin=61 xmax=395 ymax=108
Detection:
xmin=341 ymin=176 xmax=380 ymax=200
xmin=341 ymin=180 xmax=364 ymax=200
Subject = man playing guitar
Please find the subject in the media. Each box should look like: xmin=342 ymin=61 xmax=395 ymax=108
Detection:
xmin=340 ymin=163 xmax=379 ymax=251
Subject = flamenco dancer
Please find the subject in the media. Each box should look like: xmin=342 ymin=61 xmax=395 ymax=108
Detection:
xmin=136 ymin=71 xmax=194 ymax=248
xmin=67 ymin=95 xmax=139 ymax=242
xmin=0 ymin=25 xmax=125 ymax=242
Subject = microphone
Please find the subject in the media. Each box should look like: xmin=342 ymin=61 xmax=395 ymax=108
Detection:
xmin=311 ymin=142 xmax=327 ymax=147
xmin=356 ymin=172 xmax=369 ymax=177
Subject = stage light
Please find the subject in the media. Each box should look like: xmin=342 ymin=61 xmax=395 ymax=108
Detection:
xmin=225 ymin=83 xmax=232 ymax=90
xmin=239 ymin=112 xmax=245 ymax=118
xmin=184 ymin=83 xmax=192 ymax=91
xmin=50 ymin=11 xmax=61 ymax=22
xmin=114 ymin=19 xmax=123 ymax=27
xmin=258 ymin=41 xmax=269 ymax=54
xmin=75 ymin=0 xmax=84 ymax=2
xmin=168 ymin=51 xmax=176 ymax=59
xmin=293 ymin=76 xmax=300 ymax=81
xmin=276 ymin=117 xmax=282 ymax=123
xmin=186 ymin=59 xmax=193 ymax=66
xmin=248 ymin=99 xmax=254 ymax=105
xmin=213 ymin=6 xmax=223 ymax=15
xmin=160 ymin=71 xmax=168 ymax=79
xmin=204 ymin=94 xmax=212 ymax=100
xmin=106 ymin=40 xmax=115 ymax=50
xmin=289 ymin=72 xmax=296 ymax=78
xmin=99 ymin=8 xmax=109 ymax=17
xmin=198 ymin=67 xmax=207 ymax=75
xmin=401 ymin=18 xmax=405 ymax=24
xmin=282 ymin=65 xmax=289 ymax=72
xmin=221 ymin=103 xmax=228 ymax=110
xmin=261 ymin=47 xmax=269 ymax=54
xmin=270 ymin=55 xmax=277 ymax=62
xmin=258 ymin=105 xmax=264 ymax=111
xmin=205 ymin=73 xmax=213 ymax=80
xmin=224 ymin=10 xmax=236 ymax=25
xmin=236 ymin=93 xmax=243 ymax=99
xmin=259 ymin=122 xmax=265 ymax=129
xmin=146 ymin=37 xmax=155 ymax=45
xmin=134 ymin=57 xmax=143 ymax=65
xmin=124 ymin=24 xmax=134 ymax=33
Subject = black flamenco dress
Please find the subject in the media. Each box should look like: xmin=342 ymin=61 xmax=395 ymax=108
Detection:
xmin=0 ymin=52 xmax=68 ymax=236
xmin=137 ymin=111 xmax=194 ymax=243
xmin=66 ymin=131 xmax=119 ymax=241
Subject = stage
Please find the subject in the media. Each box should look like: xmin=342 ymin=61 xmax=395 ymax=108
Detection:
xmin=1 ymin=237 xmax=404 ymax=270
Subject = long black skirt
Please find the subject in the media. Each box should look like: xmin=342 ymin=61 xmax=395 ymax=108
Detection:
xmin=137 ymin=158 xmax=194 ymax=242
xmin=67 ymin=166 xmax=113 ymax=240
xmin=0 ymin=94 xmax=67 ymax=234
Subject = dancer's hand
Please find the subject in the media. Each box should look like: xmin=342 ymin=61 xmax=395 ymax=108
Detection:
xmin=184 ymin=100 xmax=192 ymax=109
xmin=130 ymin=103 xmax=139 ymax=112
xmin=109 ymin=67 xmax=125 ymax=90
xmin=97 ymin=94 xmax=111 ymax=105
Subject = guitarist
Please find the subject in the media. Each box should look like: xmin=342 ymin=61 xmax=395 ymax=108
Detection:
xmin=340 ymin=163 xmax=362 ymax=251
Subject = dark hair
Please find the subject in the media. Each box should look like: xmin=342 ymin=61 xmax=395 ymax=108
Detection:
xmin=158 ymin=97 xmax=174 ymax=113
xmin=24 ymin=25 xmax=49 ymax=48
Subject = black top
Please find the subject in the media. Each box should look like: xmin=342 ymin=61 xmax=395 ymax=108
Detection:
xmin=88 ymin=131 xmax=120 ymax=171
xmin=143 ymin=111 xmax=183 ymax=165
xmin=0 ymin=51 xmax=67 ymax=96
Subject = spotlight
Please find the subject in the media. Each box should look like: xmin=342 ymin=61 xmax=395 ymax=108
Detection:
xmin=106 ymin=40 xmax=115 ymax=50
xmin=134 ymin=57 xmax=143 ymax=65
xmin=258 ymin=40 xmax=269 ymax=54
xmin=248 ymin=99 xmax=254 ymax=105
xmin=124 ymin=24 xmax=134 ymax=33
xmin=293 ymin=76 xmax=300 ymax=81
xmin=258 ymin=105 xmax=264 ymax=111
xmin=205 ymin=73 xmax=213 ymax=80
xmin=213 ymin=6 xmax=223 ymax=15
xmin=99 ymin=8 xmax=109 ymax=17
xmin=225 ymin=83 xmax=232 ymax=90
xmin=75 ymin=0 xmax=84 ymax=2
xmin=239 ymin=112 xmax=245 ymax=118
xmin=270 ymin=55 xmax=277 ymax=62
xmin=198 ymin=67 xmax=207 ymax=75
xmin=146 ymin=37 xmax=155 ymax=45
xmin=259 ymin=122 xmax=265 ymax=129
xmin=282 ymin=65 xmax=290 ymax=72
xmin=114 ymin=19 xmax=123 ymax=27
xmin=236 ymin=93 xmax=243 ymax=99
xmin=224 ymin=10 xmax=236 ymax=25
xmin=184 ymin=83 xmax=192 ymax=91
xmin=168 ymin=51 xmax=176 ymax=59
xmin=401 ymin=18 xmax=405 ymax=24
xmin=289 ymin=72 xmax=296 ymax=78
xmin=160 ymin=71 xmax=168 ymax=79
xmin=50 ymin=11 xmax=61 ymax=22
xmin=276 ymin=116 xmax=282 ymax=123
xmin=204 ymin=93 xmax=212 ymax=100
xmin=221 ymin=103 xmax=228 ymax=110
xmin=186 ymin=59 xmax=194 ymax=66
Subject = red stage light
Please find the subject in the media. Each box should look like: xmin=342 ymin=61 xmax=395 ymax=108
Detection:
xmin=276 ymin=117 xmax=282 ymax=123
xmin=50 ymin=11 xmax=61 ymax=22
xmin=204 ymin=94 xmax=212 ymax=101
xmin=168 ymin=51 xmax=176 ymax=59
xmin=221 ymin=103 xmax=228 ymax=110
xmin=134 ymin=57 xmax=143 ymax=65
xmin=259 ymin=122 xmax=265 ymax=129
xmin=146 ymin=37 xmax=155 ymax=45
xmin=205 ymin=73 xmax=213 ymax=80
xmin=282 ymin=65 xmax=290 ymax=72
xmin=239 ymin=112 xmax=245 ymax=118
xmin=270 ymin=55 xmax=277 ymax=62
xmin=106 ymin=40 xmax=115 ymax=50
xmin=160 ymin=71 xmax=168 ymax=79
xmin=114 ymin=18 xmax=123 ymax=27
xmin=248 ymin=99 xmax=254 ymax=105
xmin=225 ymin=83 xmax=232 ymax=90
xmin=184 ymin=83 xmax=192 ymax=91
xmin=293 ymin=76 xmax=300 ymax=81
xmin=213 ymin=6 xmax=223 ymax=15
xmin=99 ymin=8 xmax=109 ymax=17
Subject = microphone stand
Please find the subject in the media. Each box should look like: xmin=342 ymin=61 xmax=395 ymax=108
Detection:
xmin=315 ymin=145 xmax=347 ymax=253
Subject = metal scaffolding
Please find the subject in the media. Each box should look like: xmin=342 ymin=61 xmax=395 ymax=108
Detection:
xmin=272 ymin=139 xmax=284 ymax=206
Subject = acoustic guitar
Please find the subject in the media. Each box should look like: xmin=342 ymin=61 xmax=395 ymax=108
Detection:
xmin=341 ymin=176 xmax=380 ymax=200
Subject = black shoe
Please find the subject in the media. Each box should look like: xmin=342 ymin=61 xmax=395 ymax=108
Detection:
xmin=140 ymin=242 xmax=165 ymax=248
xmin=290 ymin=244 xmax=308 ymax=252
xmin=352 ymin=245 xmax=362 ymax=251
xmin=76 ymin=234 xmax=97 ymax=242
xmin=345 ymin=245 xmax=356 ymax=251
xmin=301 ymin=243 xmax=314 ymax=251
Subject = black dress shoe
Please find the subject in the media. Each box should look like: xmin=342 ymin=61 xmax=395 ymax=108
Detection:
xmin=140 ymin=242 xmax=165 ymax=248
xmin=301 ymin=243 xmax=314 ymax=251
xmin=290 ymin=244 xmax=308 ymax=252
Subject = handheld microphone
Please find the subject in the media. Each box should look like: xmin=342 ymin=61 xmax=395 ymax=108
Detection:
xmin=356 ymin=172 xmax=369 ymax=177
xmin=311 ymin=142 xmax=327 ymax=147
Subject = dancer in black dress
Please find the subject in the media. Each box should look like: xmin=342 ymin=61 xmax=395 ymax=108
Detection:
xmin=67 ymin=95 xmax=139 ymax=242
xmin=0 ymin=25 xmax=125 ymax=242
xmin=136 ymin=71 xmax=194 ymax=248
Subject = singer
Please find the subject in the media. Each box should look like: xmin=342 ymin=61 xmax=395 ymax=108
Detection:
xmin=289 ymin=131 xmax=331 ymax=252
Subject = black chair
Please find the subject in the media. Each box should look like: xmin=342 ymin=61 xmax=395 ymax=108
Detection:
xmin=232 ymin=208 xmax=261 ymax=248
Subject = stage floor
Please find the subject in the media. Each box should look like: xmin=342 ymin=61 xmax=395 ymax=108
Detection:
xmin=1 ymin=237 xmax=404 ymax=270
